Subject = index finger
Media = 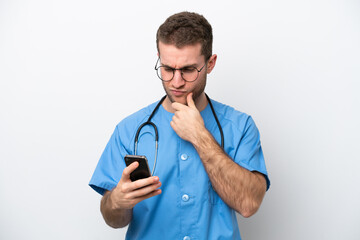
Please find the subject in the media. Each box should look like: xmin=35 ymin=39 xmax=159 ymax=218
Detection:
xmin=122 ymin=161 xmax=139 ymax=180
xmin=186 ymin=92 xmax=196 ymax=109
xmin=171 ymin=102 xmax=187 ymax=111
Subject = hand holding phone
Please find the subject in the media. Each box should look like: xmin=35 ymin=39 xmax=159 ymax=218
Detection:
xmin=124 ymin=155 xmax=152 ymax=181
xmin=107 ymin=156 xmax=161 ymax=211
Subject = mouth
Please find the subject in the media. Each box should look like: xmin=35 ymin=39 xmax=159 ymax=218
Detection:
xmin=170 ymin=89 xmax=187 ymax=97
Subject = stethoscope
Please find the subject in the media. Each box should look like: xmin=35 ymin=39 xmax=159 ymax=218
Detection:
xmin=134 ymin=93 xmax=224 ymax=175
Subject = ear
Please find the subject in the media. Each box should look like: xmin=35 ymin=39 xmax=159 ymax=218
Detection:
xmin=206 ymin=54 xmax=217 ymax=74
xmin=157 ymin=52 xmax=159 ymax=57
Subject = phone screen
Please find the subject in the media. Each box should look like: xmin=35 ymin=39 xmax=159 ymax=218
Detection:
xmin=124 ymin=155 xmax=152 ymax=181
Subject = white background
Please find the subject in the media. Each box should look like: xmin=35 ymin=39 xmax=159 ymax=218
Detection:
xmin=1 ymin=0 xmax=359 ymax=239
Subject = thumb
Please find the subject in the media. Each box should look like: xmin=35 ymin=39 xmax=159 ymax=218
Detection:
xmin=187 ymin=92 xmax=196 ymax=109
xmin=121 ymin=161 xmax=139 ymax=182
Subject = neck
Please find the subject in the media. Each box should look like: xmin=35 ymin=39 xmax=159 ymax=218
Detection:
xmin=162 ymin=92 xmax=208 ymax=113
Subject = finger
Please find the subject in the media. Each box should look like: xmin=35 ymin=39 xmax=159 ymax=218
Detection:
xmin=173 ymin=111 xmax=182 ymax=119
xmin=121 ymin=161 xmax=139 ymax=180
xmin=171 ymin=102 xmax=186 ymax=111
xmin=134 ymin=188 xmax=162 ymax=203
xmin=170 ymin=120 xmax=177 ymax=131
xmin=131 ymin=176 xmax=160 ymax=190
xmin=127 ymin=181 xmax=162 ymax=199
xmin=123 ymin=175 xmax=160 ymax=192
xmin=186 ymin=92 xmax=196 ymax=109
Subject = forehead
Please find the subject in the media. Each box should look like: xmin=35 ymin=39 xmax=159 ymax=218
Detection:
xmin=158 ymin=41 xmax=204 ymax=66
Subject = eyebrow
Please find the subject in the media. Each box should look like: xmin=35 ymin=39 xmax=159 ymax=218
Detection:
xmin=160 ymin=62 xmax=199 ymax=69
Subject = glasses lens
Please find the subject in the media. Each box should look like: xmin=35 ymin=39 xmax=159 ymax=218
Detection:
xmin=157 ymin=66 xmax=173 ymax=81
xmin=181 ymin=67 xmax=198 ymax=82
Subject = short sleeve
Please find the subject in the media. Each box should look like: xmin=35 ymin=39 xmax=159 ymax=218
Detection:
xmin=89 ymin=125 xmax=129 ymax=195
xmin=233 ymin=116 xmax=270 ymax=190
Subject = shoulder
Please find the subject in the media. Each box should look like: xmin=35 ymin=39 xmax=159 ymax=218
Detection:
xmin=210 ymin=99 xmax=256 ymax=133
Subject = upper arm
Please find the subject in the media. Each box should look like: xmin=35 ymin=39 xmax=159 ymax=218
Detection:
xmin=232 ymin=116 xmax=270 ymax=190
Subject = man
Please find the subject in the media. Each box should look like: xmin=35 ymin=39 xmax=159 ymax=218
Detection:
xmin=89 ymin=11 xmax=270 ymax=239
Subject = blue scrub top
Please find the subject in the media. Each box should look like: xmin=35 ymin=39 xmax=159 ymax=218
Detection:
xmin=89 ymin=98 xmax=270 ymax=240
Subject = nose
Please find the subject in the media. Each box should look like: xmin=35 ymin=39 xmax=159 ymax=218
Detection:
xmin=171 ymin=69 xmax=186 ymax=88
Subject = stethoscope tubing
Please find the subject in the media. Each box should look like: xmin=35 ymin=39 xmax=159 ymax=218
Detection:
xmin=134 ymin=94 xmax=224 ymax=175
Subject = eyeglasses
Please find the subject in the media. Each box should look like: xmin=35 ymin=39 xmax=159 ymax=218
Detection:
xmin=154 ymin=58 xmax=206 ymax=82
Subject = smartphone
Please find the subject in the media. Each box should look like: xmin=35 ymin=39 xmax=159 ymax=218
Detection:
xmin=124 ymin=155 xmax=152 ymax=181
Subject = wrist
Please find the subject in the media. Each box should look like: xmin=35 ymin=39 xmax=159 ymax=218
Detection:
xmin=192 ymin=128 xmax=213 ymax=151
xmin=108 ymin=188 xmax=123 ymax=211
xmin=108 ymin=189 xmax=117 ymax=210
xmin=193 ymin=129 xmax=224 ymax=163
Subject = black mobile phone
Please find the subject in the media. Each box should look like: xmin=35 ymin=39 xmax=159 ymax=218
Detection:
xmin=124 ymin=155 xmax=152 ymax=181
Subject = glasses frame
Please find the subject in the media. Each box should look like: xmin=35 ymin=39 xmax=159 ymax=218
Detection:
xmin=154 ymin=57 xmax=207 ymax=82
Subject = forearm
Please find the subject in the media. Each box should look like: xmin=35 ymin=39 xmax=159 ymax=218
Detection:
xmin=192 ymin=130 xmax=266 ymax=217
xmin=100 ymin=190 xmax=132 ymax=228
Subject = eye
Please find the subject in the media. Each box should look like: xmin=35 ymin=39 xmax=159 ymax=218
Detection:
xmin=182 ymin=67 xmax=196 ymax=73
xmin=163 ymin=67 xmax=173 ymax=72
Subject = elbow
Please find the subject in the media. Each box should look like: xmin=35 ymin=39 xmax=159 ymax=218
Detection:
xmin=105 ymin=220 xmax=128 ymax=229
xmin=238 ymin=184 xmax=266 ymax=218
xmin=237 ymin=206 xmax=258 ymax=218
xmin=236 ymin=199 xmax=261 ymax=218
xmin=239 ymin=208 xmax=258 ymax=218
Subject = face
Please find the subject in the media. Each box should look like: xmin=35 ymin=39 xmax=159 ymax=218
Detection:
xmin=158 ymin=41 xmax=213 ymax=109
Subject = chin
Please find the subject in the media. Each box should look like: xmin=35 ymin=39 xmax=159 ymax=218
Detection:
xmin=172 ymin=96 xmax=188 ymax=105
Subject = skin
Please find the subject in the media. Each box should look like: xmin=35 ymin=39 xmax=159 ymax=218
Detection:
xmin=101 ymin=161 xmax=162 ymax=228
xmin=158 ymin=42 xmax=215 ymax=112
xmin=100 ymin=41 xmax=267 ymax=228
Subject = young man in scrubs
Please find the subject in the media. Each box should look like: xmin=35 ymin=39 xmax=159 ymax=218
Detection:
xmin=89 ymin=11 xmax=270 ymax=239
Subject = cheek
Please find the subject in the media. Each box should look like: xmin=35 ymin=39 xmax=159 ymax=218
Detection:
xmin=193 ymin=77 xmax=206 ymax=91
xmin=162 ymin=81 xmax=170 ymax=89
xmin=187 ymin=83 xmax=200 ymax=94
